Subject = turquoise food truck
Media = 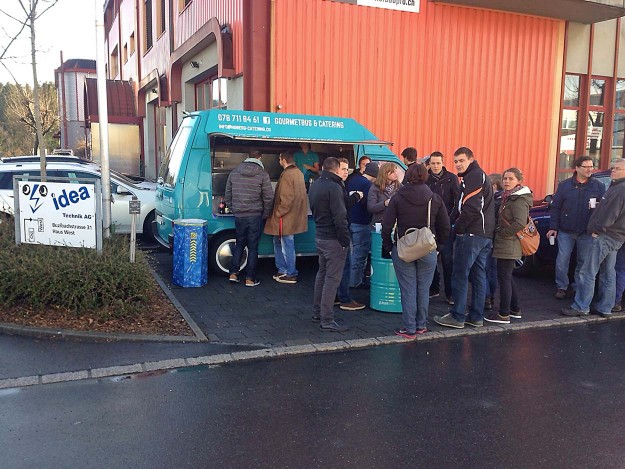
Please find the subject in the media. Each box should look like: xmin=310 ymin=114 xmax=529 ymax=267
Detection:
xmin=155 ymin=109 xmax=405 ymax=275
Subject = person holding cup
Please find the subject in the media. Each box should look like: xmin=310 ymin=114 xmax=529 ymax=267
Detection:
xmin=368 ymin=162 xmax=401 ymax=227
xmin=546 ymin=156 xmax=605 ymax=300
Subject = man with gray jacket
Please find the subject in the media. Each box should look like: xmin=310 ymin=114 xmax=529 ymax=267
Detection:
xmin=225 ymin=151 xmax=274 ymax=287
xmin=562 ymin=158 xmax=625 ymax=318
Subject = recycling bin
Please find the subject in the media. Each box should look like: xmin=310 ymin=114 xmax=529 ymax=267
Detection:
xmin=173 ymin=219 xmax=208 ymax=287
xmin=370 ymin=230 xmax=402 ymax=313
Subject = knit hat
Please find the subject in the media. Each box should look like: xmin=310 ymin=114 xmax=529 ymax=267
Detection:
xmin=364 ymin=162 xmax=379 ymax=178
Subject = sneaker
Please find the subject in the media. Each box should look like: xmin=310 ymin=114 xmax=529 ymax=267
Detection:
xmin=429 ymin=291 xmax=440 ymax=298
xmin=600 ymin=312 xmax=613 ymax=318
xmin=276 ymin=275 xmax=297 ymax=284
xmin=484 ymin=312 xmax=510 ymax=324
xmin=446 ymin=297 xmax=455 ymax=305
xmin=415 ymin=328 xmax=428 ymax=334
xmin=560 ymin=307 xmax=589 ymax=317
xmin=433 ymin=313 xmax=464 ymax=329
xmin=312 ymin=315 xmax=321 ymax=323
xmin=465 ymin=319 xmax=483 ymax=327
xmin=320 ymin=321 xmax=349 ymax=332
xmin=340 ymin=301 xmax=366 ymax=311
xmin=509 ymin=309 xmax=522 ymax=319
xmin=272 ymin=272 xmax=286 ymax=281
xmin=334 ymin=297 xmax=341 ymax=306
xmin=394 ymin=328 xmax=416 ymax=339
xmin=228 ymin=273 xmax=239 ymax=283
xmin=555 ymin=289 xmax=567 ymax=300
xmin=612 ymin=304 xmax=623 ymax=313
xmin=245 ymin=278 xmax=260 ymax=287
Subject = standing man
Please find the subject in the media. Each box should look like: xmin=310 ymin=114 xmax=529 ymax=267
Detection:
xmin=401 ymin=147 xmax=418 ymax=167
xmin=264 ymin=151 xmax=308 ymax=284
xmin=546 ymin=156 xmax=605 ymax=299
xmin=562 ymin=158 xmax=625 ymax=318
xmin=426 ymin=151 xmax=460 ymax=303
xmin=346 ymin=161 xmax=377 ymax=289
xmin=434 ymin=147 xmax=495 ymax=329
xmin=294 ymin=142 xmax=320 ymax=188
xmin=345 ymin=155 xmax=371 ymax=185
xmin=309 ymin=157 xmax=352 ymax=332
xmin=225 ymin=150 xmax=274 ymax=287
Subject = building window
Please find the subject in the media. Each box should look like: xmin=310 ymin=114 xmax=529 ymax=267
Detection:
xmin=144 ymin=0 xmax=153 ymax=52
xmin=156 ymin=0 xmax=166 ymax=37
xmin=612 ymin=79 xmax=625 ymax=159
xmin=123 ymin=43 xmax=128 ymax=64
xmin=558 ymin=74 xmax=581 ymax=181
xmin=195 ymin=77 xmax=228 ymax=110
xmin=179 ymin=0 xmax=192 ymax=13
xmin=110 ymin=46 xmax=119 ymax=78
xmin=587 ymin=77 xmax=609 ymax=169
xmin=130 ymin=32 xmax=135 ymax=55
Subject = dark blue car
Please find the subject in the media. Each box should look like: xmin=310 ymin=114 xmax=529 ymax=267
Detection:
xmin=514 ymin=170 xmax=612 ymax=276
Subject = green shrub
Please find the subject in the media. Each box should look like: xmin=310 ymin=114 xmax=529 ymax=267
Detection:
xmin=0 ymin=217 xmax=152 ymax=318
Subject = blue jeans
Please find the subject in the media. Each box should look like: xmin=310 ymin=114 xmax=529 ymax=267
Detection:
xmin=337 ymin=245 xmax=353 ymax=303
xmin=615 ymin=245 xmax=625 ymax=304
xmin=230 ymin=215 xmax=263 ymax=280
xmin=450 ymin=235 xmax=492 ymax=323
xmin=572 ymin=235 xmax=624 ymax=314
xmin=273 ymin=235 xmax=298 ymax=277
xmin=555 ymin=231 xmax=592 ymax=290
xmin=349 ymin=224 xmax=371 ymax=287
xmin=392 ymin=248 xmax=437 ymax=331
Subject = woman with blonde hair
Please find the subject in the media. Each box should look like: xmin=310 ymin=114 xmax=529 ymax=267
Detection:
xmin=368 ymin=162 xmax=401 ymax=225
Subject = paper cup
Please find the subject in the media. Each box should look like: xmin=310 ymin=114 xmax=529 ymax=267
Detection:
xmin=549 ymin=236 xmax=555 ymax=246
xmin=589 ymin=198 xmax=597 ymax=208
xmin=375 ymin=223 xmax=382 ymax=233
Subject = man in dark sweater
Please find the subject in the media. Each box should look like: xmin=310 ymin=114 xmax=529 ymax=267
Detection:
xmin=346 ymin=161 xmax=377 ymax=288
xmin=308 ymin=157 xmax=352 ymax=332
xmin=546 ymin=156 xmax=605 ymax=299
xmin=426 ymin=151 xmax=460 ymax=303
xmin=434 ymin=147 xmax=495 ymax=329
xmin=562 ymin=158 xmax=625 ymax=318
xmin=225 ymin=151 xmax=274 ymax=287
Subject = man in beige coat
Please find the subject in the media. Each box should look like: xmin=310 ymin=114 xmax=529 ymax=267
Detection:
xmin=264 ymin=151 xmax=309 ymax=283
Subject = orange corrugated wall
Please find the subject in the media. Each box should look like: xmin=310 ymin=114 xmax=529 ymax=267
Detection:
xmin=272 ymin=0 xmax=563 ymax=199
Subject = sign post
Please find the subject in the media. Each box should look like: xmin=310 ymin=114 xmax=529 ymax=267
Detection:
xmin=129 ymin=196 xmax=141 ymax=263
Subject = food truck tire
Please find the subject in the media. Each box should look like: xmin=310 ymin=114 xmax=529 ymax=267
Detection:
xmin=142 ymin=211 xmax=157 ymax=242
xmin=209 ymin=231 xmax=248 ymax=276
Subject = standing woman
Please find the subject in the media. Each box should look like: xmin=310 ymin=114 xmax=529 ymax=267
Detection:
xmin=368 ymin=162 xmax=401 ymax=226
xmin=485 ymin=168 xmax=533 ymax=324
xmin=381 ymin=164 xmax=450 ymax=338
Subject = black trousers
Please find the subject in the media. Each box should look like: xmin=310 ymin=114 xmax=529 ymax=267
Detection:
xmin=496 ymin=258 xmax=520 ymax=315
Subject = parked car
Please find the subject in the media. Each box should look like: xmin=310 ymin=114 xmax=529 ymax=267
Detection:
xmin=514 ymin=171 xmax=611 ymax=275
xmin=0 ymin=158 xmax=157 ymax=241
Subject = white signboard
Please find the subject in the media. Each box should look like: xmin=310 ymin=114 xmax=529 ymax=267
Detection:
xmin=358 ymin=0 xmax=419 ymax=12
xmin=18 ymin=181 xmax=98 ymax=249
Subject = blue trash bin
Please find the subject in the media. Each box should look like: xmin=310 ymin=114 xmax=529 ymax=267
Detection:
xmin=370 ymin=231 xmax=402 ymax=313
xmin=173 ymin=219 xmax=208 ymax=287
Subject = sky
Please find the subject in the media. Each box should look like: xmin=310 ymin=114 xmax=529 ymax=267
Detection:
xmin=0 ymin=0 xmax=97 ymax=84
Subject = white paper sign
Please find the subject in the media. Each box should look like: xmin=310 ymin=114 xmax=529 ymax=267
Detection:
xmin=18 ymin=181 xmax=97 ymax=249
xmin=358 ymin=0 xmax=420 ymax=13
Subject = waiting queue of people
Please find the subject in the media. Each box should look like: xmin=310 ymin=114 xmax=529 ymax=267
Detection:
xmin=225 ymin=145 xmax=625 ymax=337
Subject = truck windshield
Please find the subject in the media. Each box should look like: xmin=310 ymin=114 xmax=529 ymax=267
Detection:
xmin=159 ymin=116 xmax=197 ymax=187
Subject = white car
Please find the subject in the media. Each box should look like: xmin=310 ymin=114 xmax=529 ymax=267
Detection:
xmin=0 ymin=157 xmax=157 ymax=240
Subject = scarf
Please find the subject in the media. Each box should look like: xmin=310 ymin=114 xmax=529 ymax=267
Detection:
xmin=500 ymin=184 xmax=523 ymax=211
xmin=384 ymin=183 xmax=397 ymax=199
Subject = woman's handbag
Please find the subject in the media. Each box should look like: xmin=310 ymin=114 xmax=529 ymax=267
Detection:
xmin=502 ymin=214 xmax=540 ymax=256
xmin=516 ymin=217 xmax=540 ymax=256
xmin=396 ymin=199 xmax=437 ymax=262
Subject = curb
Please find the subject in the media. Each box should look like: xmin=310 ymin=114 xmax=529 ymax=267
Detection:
xmin=1 ymin=314 xmax=622 ymax=390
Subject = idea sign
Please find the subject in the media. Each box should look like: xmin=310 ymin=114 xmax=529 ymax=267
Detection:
xmin=16 ymin=180 xmax=101 ymax=250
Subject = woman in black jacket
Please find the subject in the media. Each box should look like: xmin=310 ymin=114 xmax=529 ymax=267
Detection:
xmin=381 ymin=164 xmax=451 ymax=338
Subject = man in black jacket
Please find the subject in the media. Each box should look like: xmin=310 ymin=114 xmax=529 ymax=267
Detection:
xmin=434 ymin=147 xmax=495 ymax=329
xmin=426 ymin=151 xmax=460 ymax=303
xmin=562 ymin=158 xmax=625 ymax=318
xmin=309 ymin=157 xmax=351 ymax=332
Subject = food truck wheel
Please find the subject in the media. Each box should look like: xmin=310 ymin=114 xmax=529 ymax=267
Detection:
xmin=142 ymin=211 xmax=157 ymax=242
xmin=209 ymin=232 xmax=248 ymax=276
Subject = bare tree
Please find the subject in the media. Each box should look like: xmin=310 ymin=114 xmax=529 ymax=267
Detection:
xmin=0 ymin=0 xmax=59 ymax=179
xmin=5 ymin=82 xmax=59 ymax=153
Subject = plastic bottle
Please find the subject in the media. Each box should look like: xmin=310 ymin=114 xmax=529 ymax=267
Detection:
xmin=218 ymin=197 xmax=225 ymax=214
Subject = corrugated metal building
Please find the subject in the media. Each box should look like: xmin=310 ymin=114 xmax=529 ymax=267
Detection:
xmin=101 ymin=0 xmax=625 ymax=197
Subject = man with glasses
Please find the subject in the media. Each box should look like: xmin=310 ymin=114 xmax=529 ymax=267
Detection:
xmin=547 ymin=156 xmax=605 ymax=299
xmin=562 ymin=158 xmax=625 ymax=318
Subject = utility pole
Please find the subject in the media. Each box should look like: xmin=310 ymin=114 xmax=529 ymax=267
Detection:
xmin=95 ymin=0 xmax=111 ymax=237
